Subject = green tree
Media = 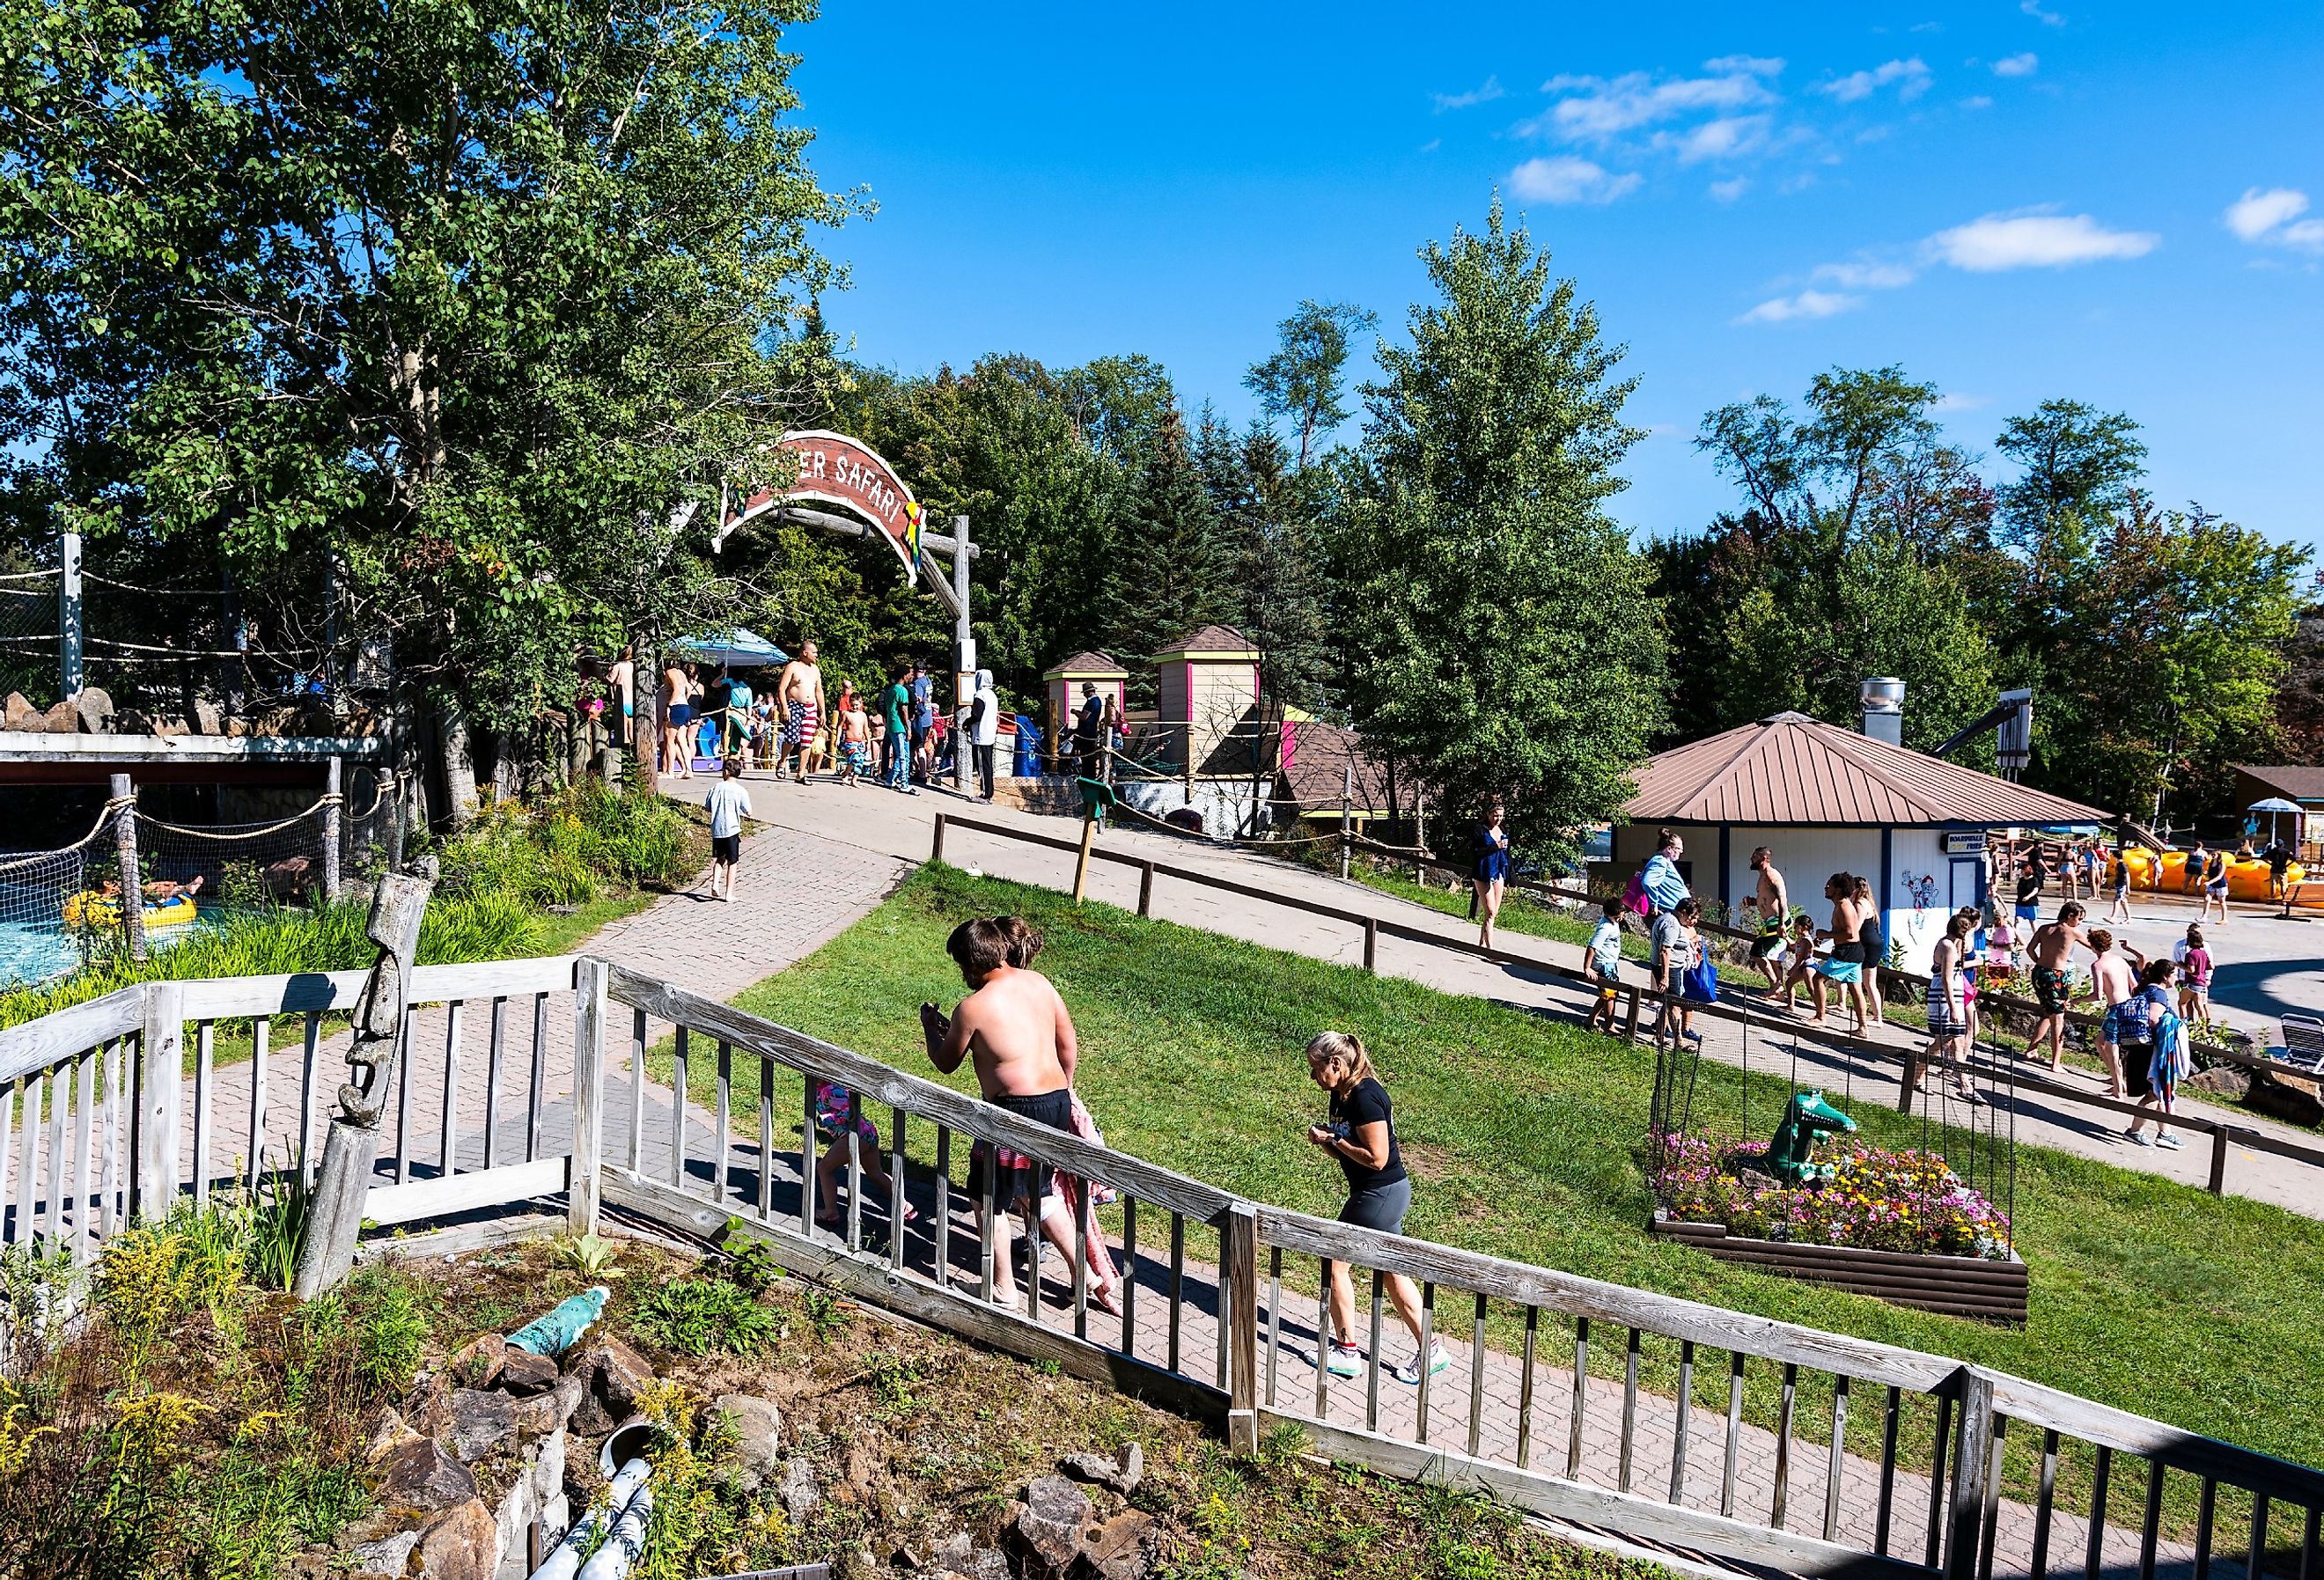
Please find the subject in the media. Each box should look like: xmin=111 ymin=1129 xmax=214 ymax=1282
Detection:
xmin=1103 ymin=408 xmax=1234 ymax=703
xmin=1994 ymin=400 xmax=2148 ymax=541
xmin=0 ymin=0 xmax=846 ymax=810
xmin=1245 ymin=300 xmax=1378 ymax=467
xmin=1339 ymin=198 xmax=1664 ymax=842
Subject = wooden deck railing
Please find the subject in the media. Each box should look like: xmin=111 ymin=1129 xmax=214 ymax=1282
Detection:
xmin=5 ymin=945 xmax=2322 ymax=1579
xmin=930 ymin=812 xmax=2324 ymax=1202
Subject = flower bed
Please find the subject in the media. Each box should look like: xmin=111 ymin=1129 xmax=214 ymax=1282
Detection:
xmin=1651 ymin=1132 xmax=2012 ymax=1260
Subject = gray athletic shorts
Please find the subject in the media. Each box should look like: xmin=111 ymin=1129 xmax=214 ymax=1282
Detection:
xmin=1338 ymin=1176 xmax=1414 ymax=1235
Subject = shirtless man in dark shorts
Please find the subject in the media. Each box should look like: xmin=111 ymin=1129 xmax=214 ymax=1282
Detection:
xmin=2026 ymin=901 xmax=2093 ymax=1073
xmin=1747 ymin=846 xmax=1790 ymax=990
xmin=922 ymin=916 xmax=1082 ymax=1312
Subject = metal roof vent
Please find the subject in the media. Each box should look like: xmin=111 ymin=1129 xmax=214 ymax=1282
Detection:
xmin=1860 ymin=677 xmax=1905 ymax=746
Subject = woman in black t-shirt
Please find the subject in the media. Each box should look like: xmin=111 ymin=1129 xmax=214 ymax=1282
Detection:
xmin=1304 ymin=1033 xmax=1448 ymax=1385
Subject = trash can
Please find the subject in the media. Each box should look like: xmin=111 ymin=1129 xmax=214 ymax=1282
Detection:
xmin=1012 ymin=717 xmax=1043 ymax=778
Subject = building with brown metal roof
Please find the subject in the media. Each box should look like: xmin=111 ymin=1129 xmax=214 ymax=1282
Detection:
xmin=1613 ymin=711 xmax=2112 ymax=973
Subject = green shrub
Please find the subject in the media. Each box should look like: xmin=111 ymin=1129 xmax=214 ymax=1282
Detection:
xmin=634 ymin=1278 xmax=779 ymax=1356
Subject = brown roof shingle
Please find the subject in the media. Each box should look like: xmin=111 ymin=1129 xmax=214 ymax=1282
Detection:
xmin=1042 ymin=650 xmax=1128 ymax=678
xmin=1626 ymin=712 xmax=2111 ymax=827
xmin=1152 ymin=624 xmax=1257 ymax=657
xmin=2235 ymin=765 xmax=2324 ymax=802
xmin=1279 ymin=720 xmax=1395 ymax=815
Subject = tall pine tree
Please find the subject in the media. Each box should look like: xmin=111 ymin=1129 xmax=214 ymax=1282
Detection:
xmin=1104 ymin=408 xmax=1234 ymax=704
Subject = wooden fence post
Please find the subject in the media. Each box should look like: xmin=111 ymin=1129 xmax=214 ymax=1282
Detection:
xmin=1944 ymin=1368 xmax=1997 ymax=1580
xmin=136 ymin=982 xmax=183 ymax=1222
xmin=1222 ymin=1203 xmax=1260 ymax=1456
xmin=383 ymin=768 xmax=405 ymax=876
xmin=1137 ymin=861 xmax=1155 ymax=918
xmin=930 ymin=812 xmax=946 ymax=867
xmin=2209 ymin=1127 xmax=2229 ymax=1196
xmin=110 ymin=772 xmax=145 ymax=962
xmin=570 ymin=958 xmax=608 ymax=1234
xmin=1363 ymin=917 xmax=1378 ymax=974
xmin=1623 ymin=984 xmax=1642 ymax=1041
xmin=322 ymin=756 xmax=342 ymax=901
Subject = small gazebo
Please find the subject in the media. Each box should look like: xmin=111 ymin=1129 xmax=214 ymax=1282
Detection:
xmin=1041 ymin=650 xmax=1129 ymax=769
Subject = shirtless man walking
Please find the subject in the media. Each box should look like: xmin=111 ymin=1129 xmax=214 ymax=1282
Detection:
xmin=775 ymin=640 xmax=828 ymax=783
xmin=922 ymin=916 xmax=1085 ymax=1312
xmin=1747 ymin=847 xmax=1790 ymax=991
xmin=2026 ymin=901 xmax=2094 ymax=1073
xmin=2087 ymin=928 xmax=2146 ymax=1099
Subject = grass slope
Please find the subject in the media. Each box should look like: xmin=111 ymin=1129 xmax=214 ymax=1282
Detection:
xmin=731 ymin=864 xmax=2324 ymax=1477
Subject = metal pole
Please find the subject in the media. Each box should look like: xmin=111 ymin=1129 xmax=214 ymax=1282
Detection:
xmin=952 ymin=515 xmax=972 ymax=796
xmin=111 ymin=772 xmax=145 ymax=961
xmin=59 ymin=528 xmax=83 ymax=698
xmin=1340 ymin=761 xmax=1353 ymax=882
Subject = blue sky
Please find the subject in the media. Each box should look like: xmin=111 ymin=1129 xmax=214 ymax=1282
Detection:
xmin=792 ymin=4 xmax=2322 ymax=551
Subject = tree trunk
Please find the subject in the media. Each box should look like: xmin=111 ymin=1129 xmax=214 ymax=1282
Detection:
xmin=437 ymin=694 xmax=479 ymax=828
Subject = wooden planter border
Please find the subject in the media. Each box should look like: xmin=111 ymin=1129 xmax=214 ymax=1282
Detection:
xmin=1651 ymin=1217 xmax=2027 ymax=1325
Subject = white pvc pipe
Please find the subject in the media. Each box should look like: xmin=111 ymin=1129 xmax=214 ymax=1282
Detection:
xmin=529 ymin=1458 xmax=650 ymax=1580
xmin=573 ymin=1481 xmax=653 ymax=1580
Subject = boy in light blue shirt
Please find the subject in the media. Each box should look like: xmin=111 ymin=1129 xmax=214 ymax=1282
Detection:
xmin=1585 ymin=897 xmax=1624 ymax=1034
xmin=702 ymin=758 xmax=754 ymax=902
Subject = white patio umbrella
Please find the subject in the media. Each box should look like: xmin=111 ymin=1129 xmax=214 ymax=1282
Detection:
xmin=2249 ymin=796 xmax=2302 ymax=846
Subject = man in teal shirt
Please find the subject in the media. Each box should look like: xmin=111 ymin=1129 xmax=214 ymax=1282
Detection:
xmin=882 ymin=665 xmax=915 ymax=794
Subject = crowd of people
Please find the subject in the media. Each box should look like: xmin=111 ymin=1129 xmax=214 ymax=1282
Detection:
xmin=1574 ymin=825 xmax=2227 ymax=1150
xmin=646 ymin=647 xmax=1011 ymax=799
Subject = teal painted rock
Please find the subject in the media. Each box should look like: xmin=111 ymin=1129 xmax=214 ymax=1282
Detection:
xmin=506 ymin=1284 xmax=609 ymax=1357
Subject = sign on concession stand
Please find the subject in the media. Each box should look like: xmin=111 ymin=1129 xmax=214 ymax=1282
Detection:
xmin=727 ymin=430 xmax=925 ymax=585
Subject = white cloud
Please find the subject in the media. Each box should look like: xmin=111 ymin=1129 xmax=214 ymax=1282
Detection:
xmin=1992 ymin=52 xmax=2039 ymax=77
xmin=1433 ymin=76 xmax=1506 ymax=112
xmin=2225 ymin=187 xmax=2323 ymax=250
xmin=1532 ymin=59 xmax=1779 ymax=140
xmin=1813 ymin=259 xmax=1918 ymax=289
xmin=1737 ymin=289 xmax=1862 ymax=325
xmin=1507 ymin=156 xmax=1642 ymax=205
xmin=1672 ymin=115 xmax=1770 ymax=164
xmin=1926 ymin=211 xmax=2159 ymax=270
xmin=1816 ymin=58 xmax=1931 ymax=103
xmin=1959 ymin=94 xmax=1995 ymax=109
xmin=1708 ymin=176 xmax=1751 ymax=202
xmin=2021 ymin=0 xmax=2065 ymax=25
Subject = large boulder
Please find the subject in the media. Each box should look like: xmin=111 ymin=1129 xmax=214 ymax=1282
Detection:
xmin=410 ymin=1497 xmax=499 ymax=1580
xmin=41 ymin=700 xmax=78 ymax=732
xmin=375 ymin=1436 xmax=478 ymax=1515
xmin=1060 ymin=1441 xmax=1143 ymax=1496
xmin=72 ymin=687 xmax=114 ymax=733
xmin=712 ymin=1393 xmax=783 ymax=1494
xmin=448 ymin=1390 xmax=517 ymax=1463
xmin=496 ymin=1349 xmax=560 ymax=1397
xmin=446 ymin=1335 xmax=505 ymax=1392
xmin=2 ymin=692 xmax=34 ymax=731
xmin=2247 ymin=1067 xmax=2324 ymax=1128
xmin=1008 ymin=1475 xmax=1092 ymax=1579
xmin=1080 ymin=1510 xmax=1161 ymax=1580
xmin=574 ymin=1336 xmax=655 ymax=1422
xmin=510 ymin=1373 xmax=585 ymax=1437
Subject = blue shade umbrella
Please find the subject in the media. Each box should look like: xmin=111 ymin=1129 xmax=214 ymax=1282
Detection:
xmin=674 ymin=628 xmax=788 ymax=668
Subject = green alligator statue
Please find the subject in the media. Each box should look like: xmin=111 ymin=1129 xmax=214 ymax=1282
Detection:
xmin=1766 ymin=1090 xmax=1858 ymax=1186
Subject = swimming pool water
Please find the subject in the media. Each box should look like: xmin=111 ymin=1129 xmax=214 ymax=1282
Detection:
xmin=0 ymin=910 xmax=226 ymax=990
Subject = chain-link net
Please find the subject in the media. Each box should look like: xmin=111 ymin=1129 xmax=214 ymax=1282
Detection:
xmin=0 ymin=568 xmax=59 ymax=704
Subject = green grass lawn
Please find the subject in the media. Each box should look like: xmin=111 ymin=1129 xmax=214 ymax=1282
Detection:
xmin=718 ymin=863 xmax=2324 ymax=1494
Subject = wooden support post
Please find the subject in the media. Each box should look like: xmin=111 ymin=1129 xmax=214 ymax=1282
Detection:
xmin=2209 ymin=1126 xmax=2229 ymax=1196
xmin=1339 ymin=762 xmax=1353 ymax=882
xmin=136 ymin=982 xmax=184 ymax=1223
xmin=1223 ymin=1203 xmax=1260 ymax=1456
xmin=383 ymin=768 xmax=404 ymax=876
xmin=110 ymin=773 xmax=145 ymax=961
xmin=1363 ymin=917 xmax=1378 ymax=974
xmin=1623 ymin=984 xmax=1642 ymax=1040
xmin=1944 ymin=1369 xmax=1996 ymax=1580
xmin=1073 ymin=814 xmax=1098 ymax=904
xmin=322 ymin=756 xmax=343 ymax=901
xmin=570 ymin=958 xmax=608 ymax=1234
xmin=1137 ymin=861 xmax=1155 ymax=918
xmin=930 ymin=812 xmax=947 ymax=867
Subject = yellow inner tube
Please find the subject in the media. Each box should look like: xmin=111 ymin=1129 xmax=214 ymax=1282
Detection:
xmin=63 ymin=892 xmax=199 ymax=930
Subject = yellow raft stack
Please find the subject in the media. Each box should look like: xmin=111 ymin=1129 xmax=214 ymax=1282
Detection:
xmin=62 ymin=891 xmax=199 ymax=930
